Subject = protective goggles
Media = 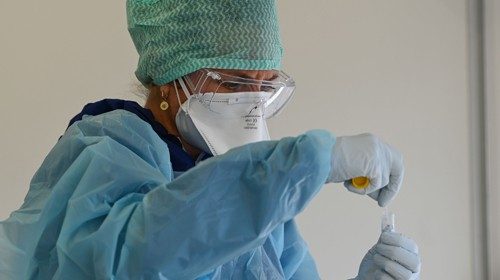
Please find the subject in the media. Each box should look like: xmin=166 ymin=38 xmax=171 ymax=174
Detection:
xmin=179 ymin=69 xmax=296 ymax=118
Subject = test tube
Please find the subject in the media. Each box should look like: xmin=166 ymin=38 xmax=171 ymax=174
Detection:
xmin=381 ymin=207 xmax=395 ymax=232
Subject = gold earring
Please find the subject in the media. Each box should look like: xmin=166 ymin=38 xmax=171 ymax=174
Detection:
xmin=160 ymin=90 xmax=169 ymax=111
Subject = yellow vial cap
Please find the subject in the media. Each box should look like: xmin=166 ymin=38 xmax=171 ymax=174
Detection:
xmin=352 ymin=177 xmax=370 ymax=189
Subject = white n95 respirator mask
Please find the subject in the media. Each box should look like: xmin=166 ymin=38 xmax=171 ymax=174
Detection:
xmin=174 ymin=69 xmax=295 ymax=156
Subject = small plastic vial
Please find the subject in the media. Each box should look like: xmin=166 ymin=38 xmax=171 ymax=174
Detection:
xmin=381 ymin=208 xmax=395 ymax=232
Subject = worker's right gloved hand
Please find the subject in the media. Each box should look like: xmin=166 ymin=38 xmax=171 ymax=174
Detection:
xmin=328 ymin=133 xmax=404 ymax=207
xmin=352 ymin=230 xmax=421 ymax=280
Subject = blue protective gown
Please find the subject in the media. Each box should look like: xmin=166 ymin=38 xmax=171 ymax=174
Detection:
xmin=0 ymin=100 xmax=335 ymax=279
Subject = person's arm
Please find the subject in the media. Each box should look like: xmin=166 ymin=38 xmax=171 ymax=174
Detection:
xmin=52 ymin=111 xmax=334 ymax=279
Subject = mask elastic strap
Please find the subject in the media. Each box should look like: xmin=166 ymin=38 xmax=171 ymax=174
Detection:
xmin=177 ymin=77 xmax=192 ymax=99
xmin=173 ymin=80 xmax=184 ymax=109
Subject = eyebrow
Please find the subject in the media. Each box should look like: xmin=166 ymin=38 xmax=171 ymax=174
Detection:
xmin=221 ymin=70 xmax=279 ymax=81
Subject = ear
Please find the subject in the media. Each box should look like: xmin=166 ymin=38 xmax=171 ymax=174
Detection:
xmin=160 ymin=81 xmax=188 ymax=108
xmin=159 ymin=84 xmax=173 ymax=97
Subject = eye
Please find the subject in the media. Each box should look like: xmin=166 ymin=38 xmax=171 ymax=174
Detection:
xmin=260 ymin=85 xmax=275 ymax=92
xmin=223 ymin=82 xmax=244 ymax=91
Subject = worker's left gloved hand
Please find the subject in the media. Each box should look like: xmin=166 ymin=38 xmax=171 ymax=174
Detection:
xmin=351 ymin=230 xmax=421 ymax=280
xmin=328 ymin=133 xmax=404 ymax=207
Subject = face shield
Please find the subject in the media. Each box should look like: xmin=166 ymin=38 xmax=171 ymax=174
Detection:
xmin=180 ymin=69 xmax=296 ymax=119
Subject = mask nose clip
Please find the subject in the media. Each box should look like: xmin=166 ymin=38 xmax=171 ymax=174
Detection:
xmin=207 ymin=71 xmax=221 ymax=80
xmin=247 ymin=98 xmax=267 ymax=116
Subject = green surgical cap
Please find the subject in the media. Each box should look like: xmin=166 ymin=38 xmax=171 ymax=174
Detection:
xmin=127 ymin=0 xmax=284 ymax=86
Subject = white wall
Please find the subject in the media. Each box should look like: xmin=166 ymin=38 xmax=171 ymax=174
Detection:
xmin=485 ymin=0 xmax=500 ymax=279
xmin=0 ymin=0 xmax=141 ymax=215
xmin=0 ymin=1 xmax=476 ymax=279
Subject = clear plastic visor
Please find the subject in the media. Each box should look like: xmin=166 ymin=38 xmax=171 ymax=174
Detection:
xmin=181 ymin=69 xmax=295 ymax=118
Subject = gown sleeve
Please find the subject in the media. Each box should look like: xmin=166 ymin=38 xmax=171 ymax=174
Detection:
xmin=0 ymin=110 xmax=335 ymax=279
xmin=280 ymin=220 xmax=321 ymax=280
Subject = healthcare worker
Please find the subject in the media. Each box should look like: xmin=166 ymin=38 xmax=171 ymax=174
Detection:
xmin=0 ymin=1 xmax=421 ymax=279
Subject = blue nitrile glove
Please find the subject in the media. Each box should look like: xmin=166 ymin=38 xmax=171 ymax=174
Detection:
xmin=328 ymin=133 xmax=404 ymax=207
xmin=351 ymin=230 xmax=421 ymax=280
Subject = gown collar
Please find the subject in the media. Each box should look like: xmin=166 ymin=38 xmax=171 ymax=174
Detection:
xmin=67 ymin=99 xmax=210 ymax=172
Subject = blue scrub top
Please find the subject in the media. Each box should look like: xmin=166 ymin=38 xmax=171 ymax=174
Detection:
xmin=0 ymin=100 xmax=335 ymax=279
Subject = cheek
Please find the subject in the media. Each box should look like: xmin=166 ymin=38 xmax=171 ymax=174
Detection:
xmin=168 ymin=94 xmax=184 ymax=118
xmin=169 ymin=90 xmax=187 ymax=106
xmin=170 ymin=108 xmax=179 ymax=121
xmin=201 ymin=79 xmax=223 ymax=93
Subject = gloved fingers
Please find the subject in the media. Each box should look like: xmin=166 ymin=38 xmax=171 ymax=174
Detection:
xmin=367 ymin=168 xmax=390 ymax=189
xmin=377 ymin=149 xmax=404 ymax=207
xmin=368 ymin=189 xmax=380 ymax=201
xmin=373 ymin=254 xmax=413 ymax=280
xmin=369 ymin=173 xmax=390 ymax=205
xmin=375 ymin=244 xmax=420 ymax=273
xmin=377 ymin=174 xmax=404 ymax=207
xmin=377 ymin=185 xmax=397 ymax=207
xmin=380 ymin=231 xmax=419 ymax=254
xmin=375 ymin=270 xmax=396 ymax=280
